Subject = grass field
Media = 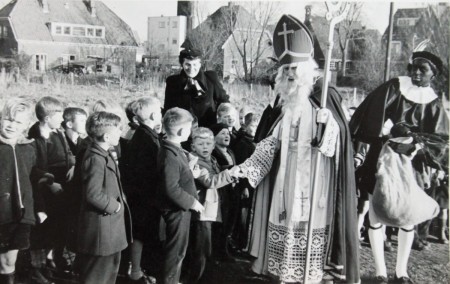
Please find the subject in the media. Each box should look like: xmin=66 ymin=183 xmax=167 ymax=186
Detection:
xmin=0 ymin=72 xmax=365 ymax=113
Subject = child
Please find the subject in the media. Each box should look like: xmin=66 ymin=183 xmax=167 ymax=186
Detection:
xmin=62 ymin=107 xmax=88 ymax=156
xmin=0 ymin=98 xmax=50 ymax=284
xmin=76 ymin=111 xmax=131 ymax=284
xmin=216 ymin=103 xmax=238 ymax=148
xmin=231 ymin=112 xmax=260 ymax=250
xmin=238 ymin=106 xmax=251 ymax=130
xmin=126 ymin=97 xmax=162 ymax=283
xmin=157 ymin=107 xmax=204 ymax=284
xmin=28 ymin=96 xmax=75 ymax=279
xmin=210 ymin=123 xmax=238 ymax=260
xmin=187 ymin=127 xmax=242 ymax=283
xmin=124 ymin=100 xmax=139 ymax=140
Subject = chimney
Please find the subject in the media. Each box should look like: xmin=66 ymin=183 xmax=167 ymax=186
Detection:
xmin=305 ymin=5 xmax=312 ymax=25
xmin=177 ymin=1 xmax=197 ymax=34
xmin=90 ymin=0 xmax=96 ymax=17
xmin=84 ymin=0 xmax=96 ymax=17
xmin=42 ymin=0 xmax=49 ymax=13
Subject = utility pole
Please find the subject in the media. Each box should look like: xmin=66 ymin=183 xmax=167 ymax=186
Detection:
xmin=384 ymin=2 xmax=394 ymax=82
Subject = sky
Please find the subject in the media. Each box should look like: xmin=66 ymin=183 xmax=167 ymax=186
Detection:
xmin=101 ymin=0 xmax=432 ymax=42
xmin=0 ymin=0 xmax=437 ymax=42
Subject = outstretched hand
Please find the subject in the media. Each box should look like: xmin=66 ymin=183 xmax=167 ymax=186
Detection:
xmin=229 ymin=165 xmax=245 ymax=179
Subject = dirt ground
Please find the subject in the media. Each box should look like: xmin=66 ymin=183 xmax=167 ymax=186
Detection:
xmin=15 ymin=229 xmax=449 ymax=284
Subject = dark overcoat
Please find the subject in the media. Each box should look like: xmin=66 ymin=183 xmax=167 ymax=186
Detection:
xmin=0 ymin=138 xmax=44 ymax=225
xmin=77 ymin=142 xmax=132 ymax=256
xmin=156 ymin=140 xmax=198 ymax=212
xmin=164 ymin=70 xmax=230 ymax=127
xmin=126 ymin=124 xmax=161 ymax=226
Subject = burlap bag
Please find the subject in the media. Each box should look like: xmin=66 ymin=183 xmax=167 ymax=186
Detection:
xmin=372 ymin=142 xmax=439 ymax=227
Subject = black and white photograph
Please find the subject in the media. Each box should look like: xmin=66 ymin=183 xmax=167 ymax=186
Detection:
xmin=0 ymin=0 xmax=448 ymax=283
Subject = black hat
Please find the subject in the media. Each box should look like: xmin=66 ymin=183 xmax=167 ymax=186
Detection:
xmin=273 ymin=14 xmax=314 ymax=66
xmin=411 ymin=51 xmax=443 ymax=75
xmin=179 ymin=39 xmax=202 ymax=64
xmin=209 ymin=123 xmax=229 ymax=137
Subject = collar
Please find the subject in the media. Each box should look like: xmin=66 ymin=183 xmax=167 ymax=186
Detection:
xmin=139 ymin=124 xmax=159 ymax=140
xmin=398 ymin=76 xmax=437 ymax=104
xmin=0 ymin=134 xmax=34 ymax=146
xmin=163 ymin=139 xmax=183 ymax=156
xmin=88 ymin=141 xmax=109 ymax=157
xmin=181 ymin=70 xmax=209 ymax=92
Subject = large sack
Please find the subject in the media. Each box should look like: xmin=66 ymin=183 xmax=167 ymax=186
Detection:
xmin=372 ymin=141 xmax=439 ymax=227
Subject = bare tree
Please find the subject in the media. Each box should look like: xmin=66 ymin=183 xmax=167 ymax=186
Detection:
xmin=352 ymin=32 xmax=385 ymax=92
xmin=186 ymin=2 xmax=229 ymax=72
xmin=335 ymin=2 xmax=363 ymax=77
xmin=221 ymin=1 xmax=278 ymax=82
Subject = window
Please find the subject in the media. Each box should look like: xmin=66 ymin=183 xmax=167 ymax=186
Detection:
xmin=51 ymin=23 xmax=104 ymax=38
xmin=397 ymin=18 xmax=417 ymax=27
xmin=172 ymin=39 xmax=177 ymax=45
xmin=391 ymin=41 xmax=402 ymax=55
xmin=69 ymin=55 xmax=76 ymax=61
xmin=159 ymin=21 xmax=165 ymax=28
xmin=72 ymin=27 xmax=86 ymax=36
xmin=35 ymin=54 xmax=46 ymax=71
xmin=0 ymin=25 xmax=7 ymax=38
xmin=64 ymin=26 xmax=71 ymax=35
xmin=158 ymin=43 xmax=165 ymax=50
xmin=172 ymin=21 xmax=177 ymax=28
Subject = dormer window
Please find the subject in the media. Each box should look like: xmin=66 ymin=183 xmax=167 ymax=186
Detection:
xmin=51 ymin=23 xmax=105 ymax=38
xmin=64 ymin=26 xmax=71 ymax=35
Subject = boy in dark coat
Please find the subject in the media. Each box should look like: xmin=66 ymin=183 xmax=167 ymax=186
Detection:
xmin=28 ymin=96 xmax=75 ymax=280
xmin=62 ymin=107 xmax=88 ymax=156
xmin=231 ymin=112 xmax=260 ymax=250
xmin=76 ymin=111 xmax=131 ymax=284
xmin=0 ymin=98 xmax=50 ymax=284
xmin=157 ymin=108 xmax=204 ymax=284
xmin=210 ymin=123 xmax=238 ymax=259
xmin=126 ymin=97 xmax=162 ymax=283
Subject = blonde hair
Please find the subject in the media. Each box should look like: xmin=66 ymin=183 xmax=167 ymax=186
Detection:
xmin=132 ymin=97 xmax=161 ymax=123
xmin=2 ymin=97 xmax=34 ymax=123
xmin=86 ymin=111 xmax=121 ymax=141
xmin=35 ymin=96 xmax=64 ymax=121
xmin=217 ymin=103 xmax=236 ymax=118
xmin=163 ymin=107 xmax=193 ymax=137
xmin=191 ymin=127 xmax=214 ymax=142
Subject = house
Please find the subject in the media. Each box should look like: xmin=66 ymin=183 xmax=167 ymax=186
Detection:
xmin=147 ymin=15 xmax=187 ymax=66
xmin=381 ymin=4 xmax=449 ymax=78
xmin=0 ymin=0 xmax=138 ymax=76
xmin=185 ymin=2 xmax=273 ymax=82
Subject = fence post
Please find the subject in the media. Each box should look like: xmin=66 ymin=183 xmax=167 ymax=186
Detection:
xmin=70 ymin=72 xmax=74 ymax=85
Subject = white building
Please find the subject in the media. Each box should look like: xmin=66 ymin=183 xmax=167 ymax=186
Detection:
xmin=147 ymin=15 xmax=187 ymax=65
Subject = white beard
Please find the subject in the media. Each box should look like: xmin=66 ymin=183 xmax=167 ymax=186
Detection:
xmin=276 ymin=76 xmax=314 ymax=119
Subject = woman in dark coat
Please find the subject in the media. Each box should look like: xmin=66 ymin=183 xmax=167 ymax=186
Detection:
xmin=164 ymin=48 xmax=229 ymax=128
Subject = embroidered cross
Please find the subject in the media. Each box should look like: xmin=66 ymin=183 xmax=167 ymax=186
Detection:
xmin=278 ymin=22 xmax=294 ymax=53
xmin=300 ymin=191 xmax=309 ymax=217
